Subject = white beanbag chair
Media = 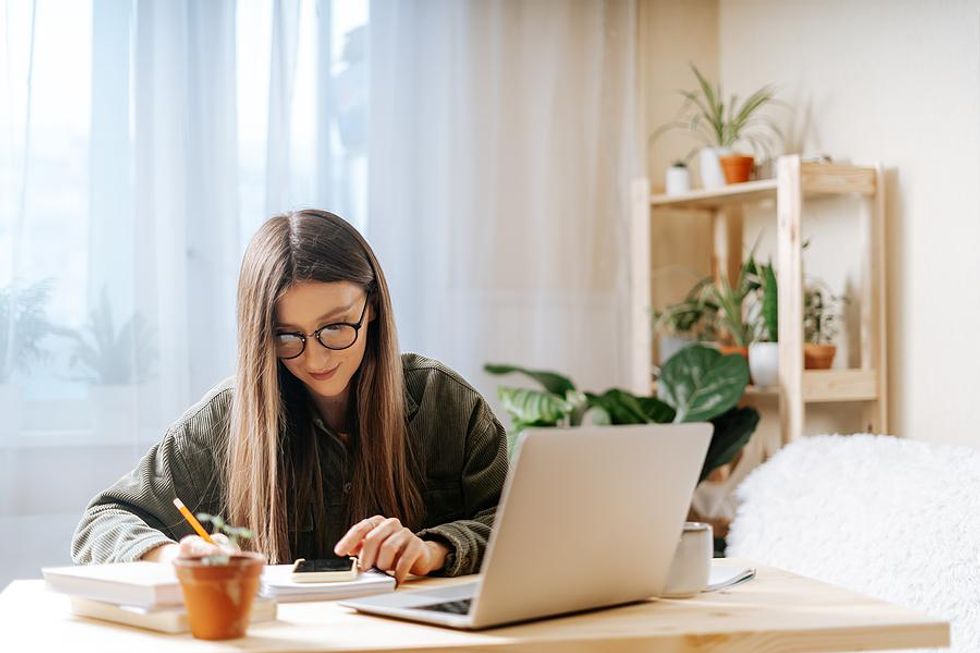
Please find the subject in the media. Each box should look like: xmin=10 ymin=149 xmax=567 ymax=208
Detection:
xmin=727 ymin=434 xmax=980 ymax=653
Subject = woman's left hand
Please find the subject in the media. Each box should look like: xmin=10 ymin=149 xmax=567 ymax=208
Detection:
xmin=334 ymin=515 xmax=448 ymax=585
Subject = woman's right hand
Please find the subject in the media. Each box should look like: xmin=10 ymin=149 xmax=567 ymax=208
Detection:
xmin=141 ymin=534 xmax=238 ymax=562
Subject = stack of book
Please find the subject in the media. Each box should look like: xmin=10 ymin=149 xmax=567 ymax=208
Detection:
xmin=42 ymin=561 xmax=399 ymax=631
xmin=42 ymin=562 xmax=277 ymax=634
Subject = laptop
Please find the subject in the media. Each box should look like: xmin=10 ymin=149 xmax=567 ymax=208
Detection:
xmin=341 ymin=422 xmax=712 ymax=629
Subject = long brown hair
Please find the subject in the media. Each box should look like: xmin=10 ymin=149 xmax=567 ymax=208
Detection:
xmin=227 ymin=210 xmax=423 ymax=563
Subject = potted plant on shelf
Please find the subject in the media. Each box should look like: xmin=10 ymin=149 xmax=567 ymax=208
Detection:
xmin=803 ymin=283 xmax=845 ymax=369
xmin=652 ymin=277 xmax=717 ymax=365
xmin=0 ymin=280 xmax=64 ymax=437
xmin=173 ymin=513 xmax=264 ymax=641
xmin=655 ymin=64 xmax=782 ymax=188
xmin=702 ymin=270 xmax=754 ymax=359
xmin=747 ymin=259 xmax=779 ymax=387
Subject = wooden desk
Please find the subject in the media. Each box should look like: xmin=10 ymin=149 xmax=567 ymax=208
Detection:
xmin=0 ymin=558 xmax=948 ymax=652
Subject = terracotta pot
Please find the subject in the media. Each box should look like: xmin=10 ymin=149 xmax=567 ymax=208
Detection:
xmin=804 ymin=343 xmax=837 ymax=370
xmin=174 ymin=553 xmax=265 ymax=640
xmin=717 ymin=344 xmax=749 ymax=360
xmin=719 ymin=154 xmax=755 ymax=184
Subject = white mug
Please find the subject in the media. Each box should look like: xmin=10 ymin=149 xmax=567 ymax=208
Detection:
xmin=662 ymin=521 xmax=713 ymax=598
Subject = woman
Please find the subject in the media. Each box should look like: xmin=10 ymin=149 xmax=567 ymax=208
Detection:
xmin=71 ymin=210 xmax=508 ymax=583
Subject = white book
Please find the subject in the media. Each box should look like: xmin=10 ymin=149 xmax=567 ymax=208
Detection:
xmin=69 ymin=595 xmax=277 ymax=634
xmin=43 ymin=562 xmax=182 ymax=609
xmin=260 ymin=565 xmax=396 ymax=602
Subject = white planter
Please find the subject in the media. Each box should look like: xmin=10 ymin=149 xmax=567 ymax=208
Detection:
xmin=699 ymin=147 xmax=729 ymax=189
xmin=0 ymin=383 xmax=24 ymax=437
xmin=665 ymin=166 xmax=691 ymax=195
xmin=748 ymin=342 xmax=779 ymax=388
xmin=658 ymin=335 xmax=695 ymax=366
xmin=90 ymin=385 xmax=140 ymax=442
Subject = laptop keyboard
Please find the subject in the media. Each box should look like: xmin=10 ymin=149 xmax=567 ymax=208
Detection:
xmin=416 ymin=598 xmax=473 ymax=615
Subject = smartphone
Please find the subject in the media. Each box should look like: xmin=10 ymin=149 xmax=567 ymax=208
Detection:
xmin=290 ymin=556 xmax=359 ymax=583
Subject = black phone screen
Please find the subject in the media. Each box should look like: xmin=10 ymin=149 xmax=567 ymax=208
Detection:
xmin=295 ymin=557 xmax=355 ymax=573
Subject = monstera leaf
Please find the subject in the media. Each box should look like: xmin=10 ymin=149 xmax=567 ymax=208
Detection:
xmin=659 ymin=345 xmax=749 ymax=422
xmin=484 ymin=363 xmax=576 ymax=395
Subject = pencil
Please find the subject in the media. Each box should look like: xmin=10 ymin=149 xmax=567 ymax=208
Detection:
xmin=172 ymin=497 xmax=216 ymax=544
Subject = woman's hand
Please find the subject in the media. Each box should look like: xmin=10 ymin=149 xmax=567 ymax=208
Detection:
xmin=334 ymin=515 xmax=448 ymax=585
xmin=142 ymin=533 xmax=239 ymax=563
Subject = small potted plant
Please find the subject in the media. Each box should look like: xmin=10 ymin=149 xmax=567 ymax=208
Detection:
xmin=747 ymin=259 xmax=779 ymax=387
xmin=173 ymin=514 xmax=264 ymax=640
xmin=654 ymin=64 xmax=782 ymax=188
xmin=701 ymin=271 xmax=754 ymax=359
xmin=652 ymin=277 xmax=717 ymax=364
xmin=803 ymin=283 xmax=845 ymax=369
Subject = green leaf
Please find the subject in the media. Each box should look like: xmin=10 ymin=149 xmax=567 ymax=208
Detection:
xmin=484 ymin=363 xmax=576 ymax=395
xmin=659 ymin=345 xmax=749 ymax=422
xmin=497 ymin=387 xmax=571 ymax=426
xmin=635 ymin=396 xmax=677 ymax=423
xmin=762 ymin=263 xmax=778 ymax=341
xmin=586 ymin=389 xmax=651 ymax=425
xmin=701 ymin=407 xmax=760 ymax=481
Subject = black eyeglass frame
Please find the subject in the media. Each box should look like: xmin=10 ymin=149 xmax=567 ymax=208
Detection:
xmin=275 ymin=295 xmax=371 ymax=360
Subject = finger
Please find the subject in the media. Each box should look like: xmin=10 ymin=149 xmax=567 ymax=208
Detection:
xmin=394 ymin=540 xmax=425 ymax=586
xmin=358 ymin=518 xmax=403 ymax=570
xmin=334 ymin=515 xmax=386 ymax=556
xmin=375 ymin=529 xmax=412 ymax=571
xmin=178 ymin=535 xmax=223 ymax=558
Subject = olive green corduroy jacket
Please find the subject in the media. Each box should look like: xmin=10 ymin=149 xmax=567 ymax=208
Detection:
xmin=71 ymin=353 xmax=508 ymax=577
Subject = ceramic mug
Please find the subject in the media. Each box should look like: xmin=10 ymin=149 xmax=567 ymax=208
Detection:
xmin=662 ymin=521 xmax=713 ymax=598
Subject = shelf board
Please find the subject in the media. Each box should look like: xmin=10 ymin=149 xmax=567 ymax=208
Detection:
xmin=803 ymin=369 xmax=878 ymax=403
xmin=650 ymin=369 xmax=879 ymax=404
xmin=650 ymin=179 xmax=777 ymax=210
xmin=649 ymin=163 xmax=876 ymax=211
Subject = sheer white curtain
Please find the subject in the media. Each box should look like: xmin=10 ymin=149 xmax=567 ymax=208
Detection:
xmin=367 ymin=0 xmax=637 ymax=405
xmin=0 ymin=0 xmax=637 ymax=586
xmin=0 ymin=0 xmax=367 ymax=585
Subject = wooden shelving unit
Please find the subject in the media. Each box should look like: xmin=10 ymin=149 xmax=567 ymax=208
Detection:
xmin=630 ymin=155 xmax=887 ymax=445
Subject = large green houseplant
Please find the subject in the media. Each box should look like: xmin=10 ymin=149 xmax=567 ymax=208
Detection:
xmin=485 ymin=344 xmax=759 ymax=484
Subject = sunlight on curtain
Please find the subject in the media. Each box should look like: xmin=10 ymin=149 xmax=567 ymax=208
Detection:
xmin=0 ymin=0 xmax=368 ymax=585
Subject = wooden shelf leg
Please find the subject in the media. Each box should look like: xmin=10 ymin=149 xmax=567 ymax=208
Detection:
xmin=777 ymin=155 xmax=804 ymax=445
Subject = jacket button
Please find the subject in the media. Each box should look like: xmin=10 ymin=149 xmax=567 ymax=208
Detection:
xmin=343 ymin=482 xmax=352 ymax=494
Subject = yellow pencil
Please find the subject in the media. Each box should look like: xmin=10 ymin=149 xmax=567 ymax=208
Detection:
xmin=172 ymin=497 xmax=216 ymax=544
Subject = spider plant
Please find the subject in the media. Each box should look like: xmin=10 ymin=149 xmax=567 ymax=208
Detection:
xmin=654 ymin=64 xmax=783 ymax=161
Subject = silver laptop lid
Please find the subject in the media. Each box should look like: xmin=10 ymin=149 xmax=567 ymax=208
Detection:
xmin=469 ymin=423 xmax=712 ymax=628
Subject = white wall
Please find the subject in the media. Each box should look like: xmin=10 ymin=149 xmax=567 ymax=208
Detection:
xmin=720 ymin=0 xmax=980 ymax=445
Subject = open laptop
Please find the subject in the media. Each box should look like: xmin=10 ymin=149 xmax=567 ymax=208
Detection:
xmin=341 ymin=422 xmax=712 ymax=629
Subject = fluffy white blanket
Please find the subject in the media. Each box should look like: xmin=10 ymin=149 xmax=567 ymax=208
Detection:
xmin=727 ymin=434 xmax=980 ymax=653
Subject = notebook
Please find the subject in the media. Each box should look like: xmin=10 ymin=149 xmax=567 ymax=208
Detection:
xmin=69 ymin=595 xmax=277 ymax=633
xmin=704 ymin=567 xmax=756 ymax=592
xmin=260 ymin=564 xmax=396 ymax=602
xmin=44 ymin=562 xmax=183 ymax=609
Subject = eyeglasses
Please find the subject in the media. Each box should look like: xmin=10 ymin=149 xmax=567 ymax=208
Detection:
xmin=274 ymin=297 xmax=370 ymax=360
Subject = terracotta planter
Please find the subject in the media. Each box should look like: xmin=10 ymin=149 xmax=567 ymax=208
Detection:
xmin=719 ymin=154 xmax=755 ymax=184
xmin=174 ymin=553 xmax=265 ymax=640
xmin=717 ymin=344 xmax=749 ymax=360
xmin=804 ymin=343 xmax=837 ymax=370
